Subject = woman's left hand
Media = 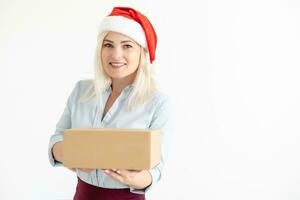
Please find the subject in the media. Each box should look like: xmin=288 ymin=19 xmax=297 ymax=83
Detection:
xmin=103 ymin=169 xmax=152 ymax=189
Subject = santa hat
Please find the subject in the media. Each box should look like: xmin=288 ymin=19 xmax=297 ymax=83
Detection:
xmin=98 ymin=7 xmax=157 ymax=63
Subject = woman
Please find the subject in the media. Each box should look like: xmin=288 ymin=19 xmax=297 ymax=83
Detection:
xmin=48 ymin=7 xmax=173 ymax=200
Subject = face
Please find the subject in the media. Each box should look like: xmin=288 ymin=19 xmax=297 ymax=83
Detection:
xmin=101 ymin=32 xmax=141 ymax=82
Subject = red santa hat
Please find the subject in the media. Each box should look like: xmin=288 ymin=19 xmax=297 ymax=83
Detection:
xmin=98 ymin=7 xmax=157 ymax=63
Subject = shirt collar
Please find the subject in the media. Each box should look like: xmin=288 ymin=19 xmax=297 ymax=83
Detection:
xmin=105 ymin=84 xmax=134 ymax=94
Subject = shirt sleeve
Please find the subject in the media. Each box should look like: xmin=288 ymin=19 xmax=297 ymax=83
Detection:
xmin=131 ymin=96 xmax=174 ymax=194
xmin=48 ymin=81 xmax=80 ymax=167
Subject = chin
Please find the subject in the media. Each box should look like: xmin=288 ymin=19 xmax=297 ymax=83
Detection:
xmin=110 ymin=74 xmax=127 ymax=79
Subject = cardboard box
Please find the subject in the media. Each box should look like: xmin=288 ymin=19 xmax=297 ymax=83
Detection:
xmin=63 ymin=128 xmax=160 ymax=170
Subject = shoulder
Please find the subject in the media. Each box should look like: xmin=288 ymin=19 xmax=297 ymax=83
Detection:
xmin=147 ymin=90 xmax=175 ymax=128
xmin=148 ymin=90 xmax=173 ymax=111
xmin=75 ymin=79 xmax=93 ymax=92
xmin=71 ymin=79 xmax=93 ymax=95
xmin=68 ymin=79 xmax=93 ymax=100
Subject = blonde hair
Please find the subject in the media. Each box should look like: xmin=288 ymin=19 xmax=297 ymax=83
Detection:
xmin=81 ymin=31 xmax=157 ymax=111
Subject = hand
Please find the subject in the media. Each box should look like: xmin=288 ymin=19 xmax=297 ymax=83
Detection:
xmin=103 ymin=169 xmax=152 ymax=189
xmin=67 ymin=167 xmax=76 ymax=172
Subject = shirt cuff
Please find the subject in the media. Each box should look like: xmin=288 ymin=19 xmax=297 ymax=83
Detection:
xmin=48 ymin=134 xmax=64 ymax=167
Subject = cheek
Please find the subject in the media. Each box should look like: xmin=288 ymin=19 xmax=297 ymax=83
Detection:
xmin=129 ymin=52 xmax=140 ymax=66
xmin=101 ymin=51 xmax=110 ymax=73
xmin=101 ymin=48 xmax=112 ymax=61
xmin=101 ymin=51 xmax=107 ymax=61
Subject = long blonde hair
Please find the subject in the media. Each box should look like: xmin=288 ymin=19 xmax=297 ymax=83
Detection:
xmin=81 ymin=32 xmax=157 ymax=111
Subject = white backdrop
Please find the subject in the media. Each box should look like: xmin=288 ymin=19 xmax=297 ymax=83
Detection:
xmin=1 ymin=0 xmax=300 ymax=199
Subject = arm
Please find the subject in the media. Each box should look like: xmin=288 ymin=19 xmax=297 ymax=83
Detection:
xmin=145 ymin=97 xmax=173 ymax=190
xmin=52 ymin=141 xmax=92 ymax=173
xmin=48 ymin=81 xmax=96 ymax=173
xmin=48 ymin=82 xmax=79 ymax=167
xmin=105 ymin=96 xmax=174 ymax=193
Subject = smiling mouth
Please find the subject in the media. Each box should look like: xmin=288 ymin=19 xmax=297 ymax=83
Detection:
xmin=110 ymin=62 xmax=126 ymax=68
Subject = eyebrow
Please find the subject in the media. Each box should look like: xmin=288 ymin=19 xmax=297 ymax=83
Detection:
xmin=103 ymin=39 xmax=135 ymax=44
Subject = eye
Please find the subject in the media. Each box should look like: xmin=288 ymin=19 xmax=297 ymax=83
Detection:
xmin=103 ymin=43 xmax=113 ymax=48
xmin=123 ymin=44 xmax=132 ymax=49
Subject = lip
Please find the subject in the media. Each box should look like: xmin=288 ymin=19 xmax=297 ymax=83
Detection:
xmin=109 ymin=62 xmax=126 ymax=68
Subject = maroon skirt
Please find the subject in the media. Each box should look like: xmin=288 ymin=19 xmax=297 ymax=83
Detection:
xmin=74 ymin=177 xmax=146 ymax=200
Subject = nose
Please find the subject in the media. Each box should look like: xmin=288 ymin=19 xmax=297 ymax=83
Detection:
xmin=111 ymin=46 xmax=123 ymax=60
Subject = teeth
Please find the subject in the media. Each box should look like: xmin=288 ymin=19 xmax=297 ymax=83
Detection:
xmin=110 ymin=63 xmax=125 ymax=68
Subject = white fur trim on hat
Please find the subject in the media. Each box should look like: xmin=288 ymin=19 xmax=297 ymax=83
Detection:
xmin=98 ymin=16 xmax=147 ymax=49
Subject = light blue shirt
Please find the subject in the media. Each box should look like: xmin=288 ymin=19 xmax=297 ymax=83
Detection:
xmin=48 ymin=79 xmax=173 ymax=194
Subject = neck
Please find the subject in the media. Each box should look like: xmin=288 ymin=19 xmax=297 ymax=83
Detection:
xmin=111 ymin=73 xmax=136 ymax=96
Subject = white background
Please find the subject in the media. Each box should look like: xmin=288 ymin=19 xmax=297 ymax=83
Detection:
xmin=1 ymin=0 xmax=300 ymax=199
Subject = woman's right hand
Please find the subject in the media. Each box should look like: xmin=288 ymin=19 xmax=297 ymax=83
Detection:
xmin=52 ymin=142 xmax=64 ymax=163
xmin=67 ymin=168 xmax=76 ymax=172
xmin=53 ymin=142 xmax=95 ymax=174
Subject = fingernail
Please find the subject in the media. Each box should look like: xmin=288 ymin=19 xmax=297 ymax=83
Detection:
xmin=116 ymin=170 xmax=121 ymax=174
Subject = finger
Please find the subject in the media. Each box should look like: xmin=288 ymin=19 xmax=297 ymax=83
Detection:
xmin=104 ymin=169 xmax=116 ymax=174
xmin=112 ymin=169 xmax=125 ymax=175
xmin=67 ymin=167 xmax=76 ymax=172
xmin=115 ymin=169 xmax=129 ymax=174
xmin=104 ymin=170 xmax=124 ymax=183
xmin=118 ymin=169 xmax=139 ymax=176
xmin=128 ymin=169 xmax=142 ymax=173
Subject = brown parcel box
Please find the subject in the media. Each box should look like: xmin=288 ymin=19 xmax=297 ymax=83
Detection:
xmin=63 ymin=128 xmax=160 ymax=170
